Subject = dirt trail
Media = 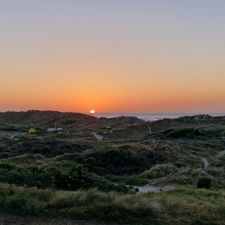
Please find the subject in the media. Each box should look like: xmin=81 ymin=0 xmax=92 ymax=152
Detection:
xmin=0 ymin=131 xmax=27 ymax=139
xmin=136 ymin=184 xmax=177 ymax=193
xmin=201 ymin=157 xmax=209 ymax=171
xmin=92 ymin=132 xmax=104 ymax=141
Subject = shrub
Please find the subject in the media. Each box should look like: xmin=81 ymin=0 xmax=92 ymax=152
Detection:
xmin=82 ymin=148 xmax=167 ymax=175
xmin=0 ymin=164 xmax=55 ymax=188
xmin=197 ymin=177 xmax=212 ymax=189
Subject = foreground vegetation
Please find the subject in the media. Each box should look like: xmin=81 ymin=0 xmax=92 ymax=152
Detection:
xmin=0 ymin=183 xmax=224 ymax=225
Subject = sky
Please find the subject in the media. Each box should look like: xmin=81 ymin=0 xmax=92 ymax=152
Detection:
xmin=1 ymin=0 xmax=225 ymax=113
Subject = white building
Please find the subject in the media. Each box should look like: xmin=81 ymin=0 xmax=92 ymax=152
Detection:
xmin=47 ymin=123 xmax=63 ymax=132
xmin=47 ymin=128 xmax=63 ymax=132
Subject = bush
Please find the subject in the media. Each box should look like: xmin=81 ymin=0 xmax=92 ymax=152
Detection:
xmin=0 ymin=164 xmax=55 ymax=188
xmin=82 ymin=148 xmax=167 ymax=175
xmin=197 ymin=177 xmax=212 ymax=189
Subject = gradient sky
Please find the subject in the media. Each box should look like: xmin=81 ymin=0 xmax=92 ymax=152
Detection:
xmin=1 ymin=0 xmax=225 ymax=113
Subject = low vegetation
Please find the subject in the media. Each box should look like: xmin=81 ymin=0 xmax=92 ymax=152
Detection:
xmin=0 ymin=183 xmax=224 ymax=225
xmin=0 ymin=111 xmax=225 ymax=224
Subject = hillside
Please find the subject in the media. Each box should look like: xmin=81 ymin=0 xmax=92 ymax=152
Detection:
xmin=0 ymin=111 xmax=225 ymax=224
xmin=0 ymin=110 xmax=97 ymax=127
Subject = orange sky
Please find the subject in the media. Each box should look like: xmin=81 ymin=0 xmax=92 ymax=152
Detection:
xmin=1 ymin=1 xmax=225 ymax=113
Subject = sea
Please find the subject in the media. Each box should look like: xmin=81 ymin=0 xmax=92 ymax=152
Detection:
xmin=95 ymin=112 xmax=225 ymax=121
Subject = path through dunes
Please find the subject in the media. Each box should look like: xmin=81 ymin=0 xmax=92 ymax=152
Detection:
xmin=92 ymin=132 xmax=104 ymax=140
xmin=136 ymin=184 xmax=177 ymax=193
xmin=201 ymin=157 xmax=209 ymax=171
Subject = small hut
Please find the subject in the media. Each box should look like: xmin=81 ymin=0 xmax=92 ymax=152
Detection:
xmin=28 ymin=124 xmax=36 ymax=134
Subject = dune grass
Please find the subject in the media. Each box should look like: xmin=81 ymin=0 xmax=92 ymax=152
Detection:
xmin=0 ymin=183 xmax=224 ymax=224
xmin=0 ymin=183 xmax=159 ymax=225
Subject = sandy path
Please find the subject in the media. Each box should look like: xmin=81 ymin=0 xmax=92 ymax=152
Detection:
xmin=136 ymin=184 xmax=177 ymax=193
xmin=201 ymin=157 xmax=209 ymax=171
xmin=92 ymin=132 xmax=104 ymax=141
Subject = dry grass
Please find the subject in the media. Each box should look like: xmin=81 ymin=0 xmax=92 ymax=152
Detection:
xmin=0 ymin=183 xmax=225 ymax=225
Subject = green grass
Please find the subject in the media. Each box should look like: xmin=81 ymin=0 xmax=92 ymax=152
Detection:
xmin=0 ymin=183 xmax=158 ymax=225
xmin=0 ymin=183 xmax=225 ymax=225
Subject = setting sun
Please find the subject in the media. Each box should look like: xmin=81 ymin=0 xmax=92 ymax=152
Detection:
xmin=90 ymin=109 xmax=95 ymax=114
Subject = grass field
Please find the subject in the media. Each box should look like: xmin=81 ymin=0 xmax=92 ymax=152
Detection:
xmin=0 ymin=183 xmax=224 ymax=225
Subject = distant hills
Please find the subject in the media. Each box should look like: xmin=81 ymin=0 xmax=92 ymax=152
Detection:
xmin=0 ymin=110 xmax=144 ymax=129
xmin=0 ymin=110 xmax=97 ymax=127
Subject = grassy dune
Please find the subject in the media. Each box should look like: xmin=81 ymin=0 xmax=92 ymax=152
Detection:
xmin=1 ymin=112 xmax=225 ymax=224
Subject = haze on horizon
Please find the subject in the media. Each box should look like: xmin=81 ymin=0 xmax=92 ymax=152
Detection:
xmin=1 ymin=0 xmax=225 ymax=114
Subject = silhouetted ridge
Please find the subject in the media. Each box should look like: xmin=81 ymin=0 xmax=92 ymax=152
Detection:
xmin=0 ymin=110 xmax=97 ymax=126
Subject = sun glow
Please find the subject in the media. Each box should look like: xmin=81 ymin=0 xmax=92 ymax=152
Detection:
xmin=90 ymin=109 xmax=95 ymax=114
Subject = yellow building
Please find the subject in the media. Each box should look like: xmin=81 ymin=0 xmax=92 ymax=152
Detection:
xmin=28 ymin=124 xmax=36 ymax=134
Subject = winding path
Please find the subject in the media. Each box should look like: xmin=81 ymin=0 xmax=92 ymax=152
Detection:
xmin=201 ymin=157 xmax=209 ymax=171
xmin=136 ymin=184 xmax=177 ymax=193
xmin=92 ymin=132 xmax=104 ymax=141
